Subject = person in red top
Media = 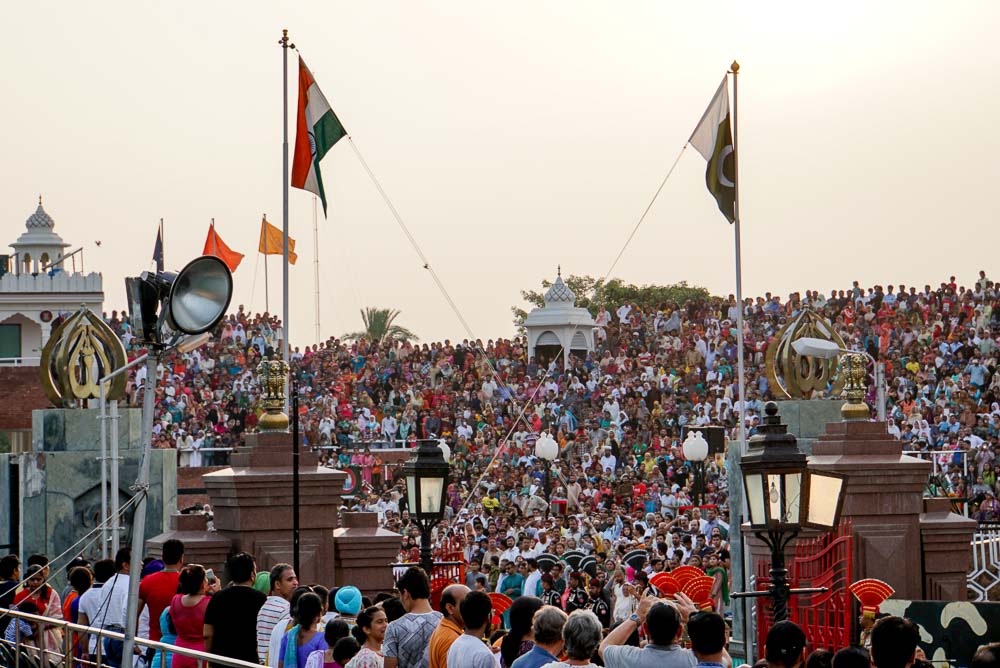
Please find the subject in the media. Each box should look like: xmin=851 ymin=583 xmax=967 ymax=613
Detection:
xmin=137 ymin=539 xmax=185 ymax=643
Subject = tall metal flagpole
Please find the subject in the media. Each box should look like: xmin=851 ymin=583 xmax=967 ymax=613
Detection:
xmin=731 ymin=60 xmax=747 ymax=457
xmin=263 ymin=216 xmax=270 ymax=314
xmin=313 ymin=196 xmax=320 ymax=345
xmin=280 ymin=29 xmax=292 ymax=371
xmin=729 ymin=59 xmax=754 ymax=663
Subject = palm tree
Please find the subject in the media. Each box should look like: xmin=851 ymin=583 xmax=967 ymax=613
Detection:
xmin=343 ymin=307 xmax=418 ymax=345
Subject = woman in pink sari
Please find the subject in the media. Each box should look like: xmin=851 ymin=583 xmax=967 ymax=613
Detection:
xmin=360 ymin=448 xmax=375 ymax=487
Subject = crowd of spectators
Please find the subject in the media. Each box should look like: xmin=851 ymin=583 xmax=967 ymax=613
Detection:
xmin=4 ymin=546 xmax=1000 ymax=668
xmin=100 ymin=272 xmax=1000 ymax=612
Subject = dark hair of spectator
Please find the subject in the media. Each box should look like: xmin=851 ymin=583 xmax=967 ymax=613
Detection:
xmin=92 ymin=559 xmax=116 ymax=584
xmin=69 ymin=566 xmax=93 ymax=594
xmin=333 ymin=637 xmax=360 ymax=665
xmin=162 ymin=539 xmax=185 ymax=566
xmin=227 ymin=552 xmax=256 ymax=583
xmin=501 ymin=596 xmax=544 ymax=668
xmin=381 ymin=597 xmax=406 ymax=623
xmin=645 ymin=602 xmax=682 ymax=647
xmin=832 ymin=646 xmax=871 ymax=668
xmin=870 ymin=616 xmax=920 ymax=668
xmin=459 ymin=591 xmax=493 ymax=630
xmin=688 ymin=611 xmax=726 ymax=655
xmin=325 ymin=618 xmax=351 ymax=646
xmin=395 ymin=566 xmax=431 ymax=600
xmin=177 ymin=564 xmax=206 ymax=596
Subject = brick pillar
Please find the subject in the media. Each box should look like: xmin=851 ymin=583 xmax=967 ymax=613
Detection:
xmin=333 ymin=512 xmax=402 ymax=595
xmin=920 ymin=497 xmax=976 ymax=600
xmin=809 ymin=421 xmax=930 ymax=600
xmin=145 ymin=513 xmax=232 ymax=581
xmin=203 ymin=432 xmax=346 ymax=586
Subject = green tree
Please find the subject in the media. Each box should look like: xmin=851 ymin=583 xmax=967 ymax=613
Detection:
xmin=512 ymin=275 xmax=713 ymax=330
xmin=343 ymin=307 xmax=418 ymax=345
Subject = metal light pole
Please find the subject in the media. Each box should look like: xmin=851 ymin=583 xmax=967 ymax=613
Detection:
xmin=292 ymin=379 xmax=300 ymax=575
xmin=402 ymin=440 xmax=450 ymax=576
xmin=682 ymin=430 xmax=709 ymax=508
xmin=731 ymin=402 xmax=847 ymax=622
xmin=535 ymin=433 xmax=559 ymax=504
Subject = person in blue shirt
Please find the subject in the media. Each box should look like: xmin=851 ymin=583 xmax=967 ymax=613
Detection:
xmin=509 ymin=606 xmax=566 ymax=668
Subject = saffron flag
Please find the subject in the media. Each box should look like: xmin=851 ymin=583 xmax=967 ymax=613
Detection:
xmin=203 ymin=224 xmax=244 ymax=273
xmin=152 ymin=226 xmax=163 ymax=272
xmin=291 ymin=57 xmax=347 ymax=216
xmin=259 ymin=217 xmax=297 ymax=264
xmin=689 ymin=76 xmax=736 ymax=223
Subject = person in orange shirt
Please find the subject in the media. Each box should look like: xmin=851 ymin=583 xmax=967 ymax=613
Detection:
xmin=427 ymin=584 xmax=469 ymax=668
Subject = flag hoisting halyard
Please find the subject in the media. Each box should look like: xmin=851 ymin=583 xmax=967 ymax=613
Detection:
xmin=291 ymin=56 xmax=347 ymax=216
xmin=689 ymin=76 xmax=736 ymax=224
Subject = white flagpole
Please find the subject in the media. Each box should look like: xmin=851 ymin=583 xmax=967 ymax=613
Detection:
xmin=313 ymin=195 xmax=321 ymax=345
xmin=731 ymin=61 xmax=747 ymax=457
xmin=281 ymin=29 xmax=292 ymax=370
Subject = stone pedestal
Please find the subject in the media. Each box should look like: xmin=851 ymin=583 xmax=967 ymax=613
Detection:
xmin=333 ymin=513 xmax=402 ymax=595
xmin=203 ymin=432 xmax=346 ymax=586
xmin=919 ymin=497 xmax=976 ymax=600
xmin=809 ymin=421 xmax=932 ymax=600
xmin=8 ymin=407 xmax=176 ymax=590
xmin=775 ymin=400 xmax=846 ymax=453
xmin=145 ymin=513 xmax=232 ymax=581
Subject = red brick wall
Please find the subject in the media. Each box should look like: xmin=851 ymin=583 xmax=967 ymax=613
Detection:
xmin=0 ymin=367 xmax=51 ymax=430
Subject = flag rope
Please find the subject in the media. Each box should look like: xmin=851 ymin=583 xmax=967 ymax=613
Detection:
xmin=605 ymin=145 xmax=687 ymax=278
xmin=450 ymin=144 xmax=690 ymax=522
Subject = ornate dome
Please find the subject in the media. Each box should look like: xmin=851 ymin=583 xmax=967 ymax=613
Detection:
xmin=543 ymin=269 xmax=576 ymax=305
xmin=26 ymin=198 xmax=55 ymax=230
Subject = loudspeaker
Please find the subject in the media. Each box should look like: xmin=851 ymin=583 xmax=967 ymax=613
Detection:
xmin=166 ymin=256 xmax=233 ymax=335
xmin=125 ymin=255 xmax=233 ymax=345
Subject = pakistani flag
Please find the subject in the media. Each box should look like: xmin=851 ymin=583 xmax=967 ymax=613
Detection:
xmin=689 ymin=77 xmax=736 ymax=223
xmin=291 ymin=57 xmax=347 ymax=216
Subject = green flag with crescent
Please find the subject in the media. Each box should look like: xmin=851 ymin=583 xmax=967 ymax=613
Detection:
xmin=690 ymin=77 xmax=736 ymax=223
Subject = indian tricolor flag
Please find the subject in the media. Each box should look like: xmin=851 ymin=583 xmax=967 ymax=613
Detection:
xmin=291 ymin=57 xmax=347 ymax=216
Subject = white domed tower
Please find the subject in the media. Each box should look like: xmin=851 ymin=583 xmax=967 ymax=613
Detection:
xmin=9 ymin=197 xmax=70 ymax=275
xmin=523 ymin=267 xmax=595 ymax=369
xmin=0 ymin=198 xmax=103 ymax=364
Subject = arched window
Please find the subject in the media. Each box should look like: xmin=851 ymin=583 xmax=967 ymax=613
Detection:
xmin=22 ymin=253 xmax=31 ymax=273
xmin=40 ymin=253 xmax=50 ymax=268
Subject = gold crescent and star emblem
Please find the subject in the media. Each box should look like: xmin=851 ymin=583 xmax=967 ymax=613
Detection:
xmin=765 ymin=308 xmax=847 ymax=400
xmin=40 ymin=305 xmax=128 ymax=407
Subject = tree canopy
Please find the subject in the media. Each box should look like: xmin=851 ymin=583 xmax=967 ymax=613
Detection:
xmin=343 ymin=307 xmax=418 ymax=345
xmin=512 ymin=275 xmax=712 ymax=329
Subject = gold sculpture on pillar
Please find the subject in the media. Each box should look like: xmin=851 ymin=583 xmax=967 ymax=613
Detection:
xmin=765 ymin=309 xmax=847 ymax=399
xmin=40 ymin=305 xmax=127 ymax=407
xmin=256 ymin=354 xmax=290 ymax=432
xmin=840 ymin=353 xmax=871 ymax=420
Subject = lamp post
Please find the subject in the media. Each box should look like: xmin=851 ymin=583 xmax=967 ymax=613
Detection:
xmin=791 ymin=337 xmax=886 ymax=422
xmin=535 ymin=432 xmax=559 ymax=502
xmin=120 ymin=256 xmax=233 ymax=663
xmin=682 ymin=430 xmax=710 ymax=508
xmin=402 ymin=439 xmax=450 ymax=576
xmin=731 ymin=402 xmax=847 ymax=622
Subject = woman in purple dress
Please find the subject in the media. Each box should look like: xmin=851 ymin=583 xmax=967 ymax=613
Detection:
xmin=279 ymin=593 xmax=328 ymax=668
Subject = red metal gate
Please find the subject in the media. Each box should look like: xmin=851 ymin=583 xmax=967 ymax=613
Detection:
xmin=755 ymin=520 xmax=854 ymax=652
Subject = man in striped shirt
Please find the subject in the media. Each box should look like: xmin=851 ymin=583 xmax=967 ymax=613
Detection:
xmin=255 ymin=563 xmax=298 ymax=664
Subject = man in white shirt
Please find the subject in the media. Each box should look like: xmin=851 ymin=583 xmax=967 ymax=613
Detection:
xmin=446 ymin=591 xmax=495 ymax=668
xmin=256 ymin=563 xmax=298 ymax=664
xmin=77 ymin=558 xmax=117 ymax=659
xmin=91 ymin=549 xmax=132 ymax=668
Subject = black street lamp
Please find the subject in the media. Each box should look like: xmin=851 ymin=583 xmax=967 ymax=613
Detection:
xmin=402 ymin=440 xmax=450 ymax=575
xmin=535 ymin=432 xmax=559 ymax=502
xmin=732 ymin=402 xmax=847 ymax=622
xmin=682 ymin=430 xmax=709 ymax=508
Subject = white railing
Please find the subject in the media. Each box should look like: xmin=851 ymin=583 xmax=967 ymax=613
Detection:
xmin=968 ymin=524 xmax=1000 ymax=602
xmin=0 ymin=606 xmax=262 ymax=668
xmin=0 ymin=357 xmax=41 ymax=366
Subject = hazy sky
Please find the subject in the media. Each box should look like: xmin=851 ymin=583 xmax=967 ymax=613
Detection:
xmin=3 ymin=2 xmax=998 ymax=344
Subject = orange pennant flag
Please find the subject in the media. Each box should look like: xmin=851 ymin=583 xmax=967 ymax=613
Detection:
xmin=203 ymin=223 xmax=244 ymax=273
xmin=258 ymin=217 xmax=297 ymax=264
